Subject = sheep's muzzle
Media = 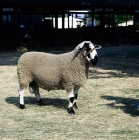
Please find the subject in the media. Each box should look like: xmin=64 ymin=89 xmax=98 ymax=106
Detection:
xmin=90 ymin=55 xmax=98 ymax=65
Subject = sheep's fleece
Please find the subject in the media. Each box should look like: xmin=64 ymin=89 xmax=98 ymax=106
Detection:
xmin=17 ymin=41 xmax=101 ymax=114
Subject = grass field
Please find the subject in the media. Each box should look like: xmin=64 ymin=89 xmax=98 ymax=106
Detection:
xmin=0 ymin=45 xmax=139 ymax=140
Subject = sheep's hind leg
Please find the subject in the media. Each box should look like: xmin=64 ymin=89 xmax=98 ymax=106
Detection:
xmin=29 ymin=81 xmax=44 ymax=105
xmin=18 ymin=89 xmax=25 ymax=109
xmin=35 ymin=88 xmax=44 ymax=106
xmin=67 ymin=90 xmax=75 ymax=115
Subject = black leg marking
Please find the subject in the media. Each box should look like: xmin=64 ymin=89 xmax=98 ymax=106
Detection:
xmin=70 ymin=97 xmax=74 ymax=103
xmin=37 ymin=99 xmax=44 ymax=106
xmin=20 ymin=104 xmax=25 ymax=109
xmin=73 ymin=102 xmax=78 ymax=109
xmin=75 ymin=94 xmax=78 ymax=99
xmin=67 ymin=107 xmax=75 ymax=115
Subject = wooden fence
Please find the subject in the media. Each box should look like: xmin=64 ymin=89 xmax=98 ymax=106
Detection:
xmin=0 ymin=27 xmax=138 ymax=52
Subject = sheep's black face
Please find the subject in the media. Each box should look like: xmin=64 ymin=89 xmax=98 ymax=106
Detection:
xmin=83 ymin=43 xmax=99 ymax=65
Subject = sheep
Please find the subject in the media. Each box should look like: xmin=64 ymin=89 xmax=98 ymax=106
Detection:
xmin=17 ymin=41 xmax=101 ymax=114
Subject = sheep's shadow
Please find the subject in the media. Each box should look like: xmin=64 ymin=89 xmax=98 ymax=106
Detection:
xmin=101 ymin=95 xmax=139 ymax=117
xmin=5 ymin=96 xmax=68 ymax=109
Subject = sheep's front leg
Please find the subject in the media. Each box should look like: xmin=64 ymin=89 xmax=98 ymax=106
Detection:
xmin=73 ymin=88 xmax=79 ymax=109
xmin=67 ymin=90 xmax=75 ymax=115
xmin=19 ymin=89 xmax=25 ymax=109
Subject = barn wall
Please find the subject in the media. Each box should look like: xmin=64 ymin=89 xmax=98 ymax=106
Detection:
xmin=0 ymin=3 xmax=139 ymax=51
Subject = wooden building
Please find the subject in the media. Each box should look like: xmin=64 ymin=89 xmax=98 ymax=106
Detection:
xmin=0 ymin=0 xmax=139 ymax=51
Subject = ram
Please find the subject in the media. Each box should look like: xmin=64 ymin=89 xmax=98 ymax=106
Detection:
xmin=17 ymin=41 xmax=101 ymax=114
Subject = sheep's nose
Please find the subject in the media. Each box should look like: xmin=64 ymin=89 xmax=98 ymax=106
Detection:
xmin=90 ymin=56 xmax=98 ymax=65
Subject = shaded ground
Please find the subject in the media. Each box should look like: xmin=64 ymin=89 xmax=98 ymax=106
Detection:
xmin=89 ymin=45 xmax=139 ymax=78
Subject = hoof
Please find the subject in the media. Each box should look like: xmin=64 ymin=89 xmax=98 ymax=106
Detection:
xmin=37 ymin=99 xmax=44 ymax=106
xmin=67 ymin=107 xmax=75 ymax=115
xmin=20 ymin=104 xmax=25 ymax=109
xmin=73 ymin=102 xmax=78 ymax=109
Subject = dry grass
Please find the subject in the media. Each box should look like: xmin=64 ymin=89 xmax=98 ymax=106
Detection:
xmin=0 ymin=45 xmax=139 ymax=140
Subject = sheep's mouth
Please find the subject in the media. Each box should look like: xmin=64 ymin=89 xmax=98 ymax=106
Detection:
xmin=90 ymin=55 xmax=98 ymax=65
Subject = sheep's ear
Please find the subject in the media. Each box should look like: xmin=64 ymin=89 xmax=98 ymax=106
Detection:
xmin=77 ymin=41 xmax=91 ymax=51
xmin=77 ymin=42 xmax=86 ymax=50
xmin=78 ymin=48 xmax=83 ymax=51
xmin=95 ymin=44 xmax=102 ymax=49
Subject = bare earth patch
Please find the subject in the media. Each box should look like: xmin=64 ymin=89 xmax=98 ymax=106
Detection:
xmin=0 ymin=45 xmax=139 ymax=140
